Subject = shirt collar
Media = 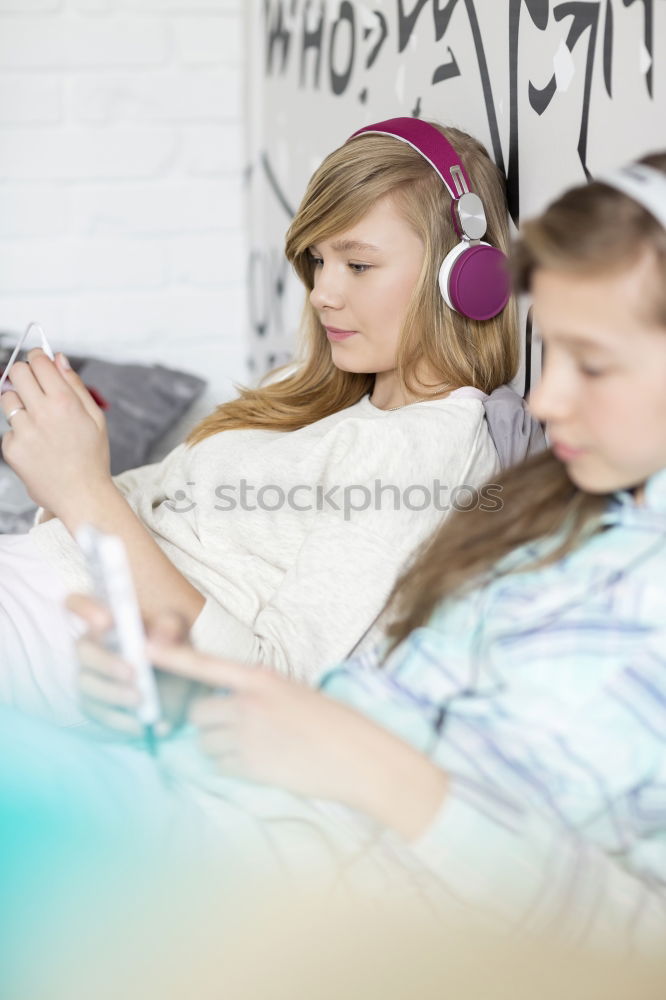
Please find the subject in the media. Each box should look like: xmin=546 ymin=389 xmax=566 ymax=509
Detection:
xmin=604 ymin=466 xmax=666 ymax=527
xmin=642 ymin=466 xmax=666 ymax=511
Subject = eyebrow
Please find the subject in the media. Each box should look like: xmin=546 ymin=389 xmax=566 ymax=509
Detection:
xmin=541 ymin=331 xmax=613 ymax=353
xmin=311 ymin=239 xmax=382 ymax=254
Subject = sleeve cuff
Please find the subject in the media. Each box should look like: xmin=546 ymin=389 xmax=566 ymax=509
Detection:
xmin=407 ymin=775 xmax=539 ymax=919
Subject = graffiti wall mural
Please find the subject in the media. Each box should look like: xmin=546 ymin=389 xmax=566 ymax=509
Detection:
xmin=244 ymin=0 xmax=665 ymax=390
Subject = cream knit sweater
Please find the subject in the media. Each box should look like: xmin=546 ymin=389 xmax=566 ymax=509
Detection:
xmin=30 ymin=392 xmax=498 ymax=682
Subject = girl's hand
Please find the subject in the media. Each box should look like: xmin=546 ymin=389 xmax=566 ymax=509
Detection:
xmin=0 ymin=349 xmax=111 ymax=516
xmin=151 ymin=642 xmax=448 ymax=841
xmin=67 ymin=594 xmax=200 ymax=738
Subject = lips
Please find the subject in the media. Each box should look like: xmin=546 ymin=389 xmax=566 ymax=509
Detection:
xmin=552 ymin=440 xmax=586 ymax=461
xmin=325 ymin=326 xmax=357 ymax=342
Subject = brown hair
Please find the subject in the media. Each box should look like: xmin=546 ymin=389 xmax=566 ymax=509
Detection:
xmin=187 ymin=122 xmax=518 ymax=445
xmin=385 ymin=151 xmax=666 ymax=651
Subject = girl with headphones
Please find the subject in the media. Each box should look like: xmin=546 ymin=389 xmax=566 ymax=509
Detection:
xmin=39 ymin=150 xmax=666 ymax=947
xmin=0 ymin=119 xmax=527 ymax=726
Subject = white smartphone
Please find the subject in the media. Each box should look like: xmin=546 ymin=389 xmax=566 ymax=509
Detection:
xmin=76 ymin=524 xmax=162 ymax=743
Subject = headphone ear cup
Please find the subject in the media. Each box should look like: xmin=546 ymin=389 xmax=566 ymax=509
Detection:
xmin=438 ymin=242 xmax=469 ymax=312
xmin=438 ymin=242 xmax=511 ymax=321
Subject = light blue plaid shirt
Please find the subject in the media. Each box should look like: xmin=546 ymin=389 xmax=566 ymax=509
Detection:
xmin=321 ymin=467 xmax=666 ymax=945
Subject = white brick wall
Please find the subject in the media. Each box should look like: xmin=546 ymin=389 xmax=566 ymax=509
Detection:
xmin=0 ymin=0 xmax=248 ymax=436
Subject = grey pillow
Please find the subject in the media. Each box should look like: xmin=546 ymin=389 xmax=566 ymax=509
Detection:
xmin=0 ymin=348 xmax=206 ymax=533
xmin=73 ymin=357 xmax=206 ymax=475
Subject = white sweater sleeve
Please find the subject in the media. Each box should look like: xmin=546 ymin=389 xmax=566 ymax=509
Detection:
xmin=190 ymin=412 xmax=495 ymax=680
xmin=33 ymin=446 xmax=185 ymax=528
xmin=408 ymin=771 xmax=666 ymax=950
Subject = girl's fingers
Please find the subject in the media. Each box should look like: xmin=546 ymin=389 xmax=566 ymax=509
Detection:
xmin=7 ymin=358 xmax=45 ymax=406
xmin=190 ymin=695 xmax=237 ymax=729
xmin=25 ymin=349 xmax=68 ymax=395
xmin=148 ymin=610 xmax=190 ymax=645
xmin=22 ymin=349 xmax=102 ymax=427
xmin=80 ymin=697 xmax=143 ymax=737
xmin=51 ymin=352 xmax=103 ymax=422
xmin=76 ymin=636 xmax=134 ymax=683
xmin=0 ymin=389 xmax=24 ymax=419
xmin=148 ymin=641 xmax=251 ymax=691
xmin=67 ymin=593 xmax=114 ymax=638
xmin=79 ymin=668 xmax=140 ymax=710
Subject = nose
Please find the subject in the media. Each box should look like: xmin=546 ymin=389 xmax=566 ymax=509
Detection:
xmin=309 ymin=263 xmax=344 ymax=312
xmin=528 ymin=350 xmax=575 ymax=426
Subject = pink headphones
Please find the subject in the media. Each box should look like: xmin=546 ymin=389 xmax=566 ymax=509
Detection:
xmin=349 ymin=117 xmax=511 ymax=322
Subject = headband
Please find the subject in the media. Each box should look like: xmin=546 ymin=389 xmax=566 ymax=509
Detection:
xmin=349 ymin=117 xmax=488 ymax=242
xmin=597 ymin=163 xmax=666 ymax=230
xmin=349 ymin=117 xmax=472 ymax=202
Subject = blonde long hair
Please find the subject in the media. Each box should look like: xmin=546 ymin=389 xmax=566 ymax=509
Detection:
xmin=384 ymin=152 xmax=666 ymax=652
xmin=187 ymin=122 xmax=518 ymax=445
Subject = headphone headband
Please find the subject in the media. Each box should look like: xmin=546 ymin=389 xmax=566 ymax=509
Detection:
xmin=598 ymin=163 xmax=666 ymax=231
xmin=349 ymin=117 xmax=472 ymax=201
